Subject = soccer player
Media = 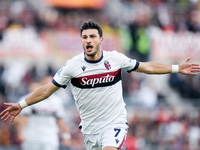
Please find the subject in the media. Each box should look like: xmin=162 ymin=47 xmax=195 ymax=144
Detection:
xmin=1 ymin=20 xmax=200 ymax=150
xmin=14 ymin=76 xmax=71 ymax=150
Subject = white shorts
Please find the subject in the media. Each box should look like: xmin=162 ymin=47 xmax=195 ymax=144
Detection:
xmin=83 ymin=122 xmax=128 ymax=150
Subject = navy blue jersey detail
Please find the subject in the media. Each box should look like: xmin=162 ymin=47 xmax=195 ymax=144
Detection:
xmin=52 ymin=79 xmax=67 ymax=89
xmin=71 ymin=69 xmax=121 ymax=89
xmin=127 ymin=61 xmax=140 ymax=73
xmin=84 ymin=50 xmax=103 ymax=63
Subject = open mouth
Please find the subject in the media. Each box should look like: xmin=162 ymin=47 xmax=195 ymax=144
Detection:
xmin=86 ymin=45 xmax=93 ymax=50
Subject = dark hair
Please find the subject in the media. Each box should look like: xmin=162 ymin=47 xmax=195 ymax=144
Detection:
xmin=80 ymin=19 xmax=103 ymax=37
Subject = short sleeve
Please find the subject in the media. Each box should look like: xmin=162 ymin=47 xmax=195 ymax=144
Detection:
xmin=53 ymin=61 xmax=72 ymax=88
xmin=117 ymin=52 xmax=140 ymax=72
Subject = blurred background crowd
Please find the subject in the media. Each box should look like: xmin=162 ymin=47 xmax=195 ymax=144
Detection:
xmin=0 ymin=0 xmax=200 ymax=150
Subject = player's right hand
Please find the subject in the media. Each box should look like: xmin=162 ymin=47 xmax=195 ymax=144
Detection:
xmin=0 ymin=103 xmax=22 ymax=123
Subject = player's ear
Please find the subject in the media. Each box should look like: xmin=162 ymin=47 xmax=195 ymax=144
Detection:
xmin=100 ymin=37 xmax=103 ymax=44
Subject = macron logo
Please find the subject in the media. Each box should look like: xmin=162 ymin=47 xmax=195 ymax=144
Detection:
xmin=115 ymin=139 xmax=119 ymax=144
xmin=81 ymin=66 xmax=86 ymax=71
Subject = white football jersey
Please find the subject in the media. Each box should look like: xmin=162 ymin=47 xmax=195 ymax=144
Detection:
xmin=19 ymin=94 xmax=65 ymax=145
xmin=53 ymin=50 xmax=139 ymax=134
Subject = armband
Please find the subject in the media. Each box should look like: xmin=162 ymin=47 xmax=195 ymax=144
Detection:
xmin=18 ymin=99 xmax=28 ymax=109
xmin=172 ymin=65 xmax=179 ymax=73
xmin=62 ymin=133 xmax=71 ymax=140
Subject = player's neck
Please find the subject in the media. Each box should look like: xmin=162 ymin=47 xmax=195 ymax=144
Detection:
xmin=85 ymin=49 xmax=102 ymax=61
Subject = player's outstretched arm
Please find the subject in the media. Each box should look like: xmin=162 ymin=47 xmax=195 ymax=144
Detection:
xmin=0 ymin=82 xmax=60 ymax=123
xmin=136 ymin=56 xmax=200 ymax=75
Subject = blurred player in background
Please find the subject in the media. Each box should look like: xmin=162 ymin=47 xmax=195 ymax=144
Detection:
xmin=1 ymin=20 xmax=200 ymax=150
xmin=14 ymin=76 xmax=71 ymax=150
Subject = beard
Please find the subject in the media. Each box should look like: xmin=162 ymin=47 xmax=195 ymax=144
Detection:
xmin=84 ymin=44 xmax=101 ymax=58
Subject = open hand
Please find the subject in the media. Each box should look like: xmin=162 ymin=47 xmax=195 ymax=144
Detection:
xmin=179 ymin=56 xmax=200 ymax=75
xmin=0 ymin=103 xmax=22 ymax=123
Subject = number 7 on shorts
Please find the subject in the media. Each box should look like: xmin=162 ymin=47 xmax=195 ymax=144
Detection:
xmin=114 ymin=128 xmax=121 ymax=137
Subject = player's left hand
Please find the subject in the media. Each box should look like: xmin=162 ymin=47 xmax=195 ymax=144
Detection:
xmin=179 ymin=56 xmax=200 ymax=75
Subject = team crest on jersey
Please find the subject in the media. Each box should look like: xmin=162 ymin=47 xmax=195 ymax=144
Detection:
xmin=104 ymin=61 xmax=111 ymax=70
